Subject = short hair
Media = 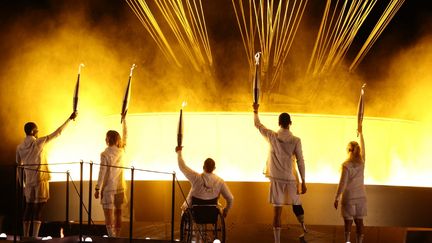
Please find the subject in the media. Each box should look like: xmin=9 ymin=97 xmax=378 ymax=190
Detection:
xmin=203 ymin=158 xmax=216 ymax=173
xmin=24 ymin=122 xmax=37 ymax=135
xmin=106 ymin=130 xmax=121 ymax=147
xmin=278 ymin=113 xmax=292 ymax=128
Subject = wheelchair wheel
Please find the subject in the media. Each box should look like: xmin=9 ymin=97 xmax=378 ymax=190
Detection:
xmin=180 ymin=210 xmax=192 ymax=243
xmin=211 ymin=210 xmax=225 ymax=243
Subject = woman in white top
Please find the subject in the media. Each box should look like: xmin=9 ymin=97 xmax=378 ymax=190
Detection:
xmin=334 ymin=126 xmax=366 ymax=243
xmin=94 ymin=119 xmax=127 ymax=237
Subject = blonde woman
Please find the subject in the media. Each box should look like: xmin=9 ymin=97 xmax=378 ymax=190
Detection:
xmin=95 ymin=119 xmax=127 ymax=237
xmin=334 ymin=126 xmax=366 ymax=243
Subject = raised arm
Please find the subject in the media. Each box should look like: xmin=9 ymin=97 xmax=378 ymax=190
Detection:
xmin=358 ymin=128 xmax=365 ymax=162
xmin=122 ymin=118 xmax=128 ymax=148
xmin=175 ymin=146 xmax=199 ymax=182
xmin=253 ymin=103 xmax=273 ymax=138
xmin=42 ymin=112 xmax=77 ymax=144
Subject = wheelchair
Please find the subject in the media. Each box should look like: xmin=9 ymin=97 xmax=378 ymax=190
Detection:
xmin=180 ymin=197 xmax=226 ymax=243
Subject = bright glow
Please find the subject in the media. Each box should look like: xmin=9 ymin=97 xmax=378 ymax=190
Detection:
xmin=0 ymin=233 xmax=6 ymax=239
xmin=84 ymin=237 xmax=93 ymax=242
xmin=213 ymin=240 xmax=221 ymax=243
xmin=42 ymin=236 xmax=52 ymax=240
xmin=46 ymin=112 xmax=432 ymax=187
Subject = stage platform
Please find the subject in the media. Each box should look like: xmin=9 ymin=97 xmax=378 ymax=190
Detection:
xmin=3 ymin=224 xmax=432 ymax=242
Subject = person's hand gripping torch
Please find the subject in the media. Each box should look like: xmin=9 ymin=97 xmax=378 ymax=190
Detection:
xmin=253 ymin=52 xmax=261 ymax=105
xmin=73 ymin=63 xmax=85 ymax=120
xmin=121 ymin=64 xmax=136 ymax=123
xmin=177 ymin=101 xmax=187 ymax=147
xmin=357 ymin=83 xmax=366 ymax=136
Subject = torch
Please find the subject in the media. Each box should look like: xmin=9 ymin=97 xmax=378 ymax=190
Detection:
xmin=73 ymin=63 xmax=85 ymax=119
xmin=121 ymin=64 xmax=136 ymax=123
xmin=253 ymin=52 xmax=261 ymax=105
xmin=357 ymin=83 xmax=366 ymax=136
xmin=177 ymin=101 xmax=187 ymax=147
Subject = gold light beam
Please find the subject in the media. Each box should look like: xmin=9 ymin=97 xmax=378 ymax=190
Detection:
xmin=349 ymin=0 xmax=405 ymax=71
xmin=232 ymin=0 xmax=308 ymax=97
xmin=126 ymin=0 xmax=213 ymax=73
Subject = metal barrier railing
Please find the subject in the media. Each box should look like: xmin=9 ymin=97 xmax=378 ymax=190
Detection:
xmin=14 ymin=161 xmax=185 ymax=243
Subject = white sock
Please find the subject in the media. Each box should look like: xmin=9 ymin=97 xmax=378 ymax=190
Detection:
xmin=106 ymin=225 xmax=116 ymax=237
xmin=345 ymin=231 xmax=351 ymax=243
xmin=32 ymin=221 xmax=42 ymax=238
xmin=273 ymin=227 xmax=281 ymax=243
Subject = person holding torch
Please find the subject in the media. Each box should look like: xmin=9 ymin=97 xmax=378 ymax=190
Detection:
xmin=175 ymin=102 xmax=234 ymax=241
xmin=334 ymin=84 xmax=367 ymax=243
xmin=94 ymin=64 xmax=134 ymax=237
xmin=252 ymin=53 xmax=307 ymax=243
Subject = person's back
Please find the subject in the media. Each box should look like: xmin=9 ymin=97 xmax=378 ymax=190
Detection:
xmin=175 ymin=146 xmax=233 ymax=217
xmin=341 ymin=160 xmax=365 ymax=203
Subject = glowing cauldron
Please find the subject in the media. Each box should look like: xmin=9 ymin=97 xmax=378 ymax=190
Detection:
xmin=46 ymin=112 xmax=431 ymax=187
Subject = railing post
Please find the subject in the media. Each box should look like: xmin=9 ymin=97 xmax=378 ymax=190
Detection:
xmin=171 ymin=172 xmax=175 ymax=242
xmin=19 ymin=166 xmax=24 ymax=239
xmin=66 ymin=171 xmax=70 ymax=223
xmin=79 ymin=161 xmax=83 ymax=242
xmin=88 ymin=161 xmax=93 ymax=228
xmin=129 ymin=166 xmax=134 ymax=242
xmin=14 ymin=164 xmax=19 ymax=242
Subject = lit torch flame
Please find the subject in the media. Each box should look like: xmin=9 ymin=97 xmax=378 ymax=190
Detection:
xmin=121 ymin=64 xmax=136 ymax=123
xmin=357 ymin=83 xmax=366 ymax=136
xmin=253 ymin=52 xmax=261 ymax=105
xmin=73 ymin=63 xmax=85 ymax=117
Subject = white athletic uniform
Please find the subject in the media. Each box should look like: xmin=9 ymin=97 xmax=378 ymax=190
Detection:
xmin=16 ymin=118 xmax=72 ymax=203
xmin=335 ymin=158 xmax=367 ymax=220
xmin=96 ymin=123 xmax=127 ymax=209
xmin=177 ymin=152 xmax=234 ymax=213
xmin=254 ymin=113 xmax=305 ymax=206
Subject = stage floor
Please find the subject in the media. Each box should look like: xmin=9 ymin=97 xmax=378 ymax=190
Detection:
xmin=7 ymin=223 xmax=432 ymax=243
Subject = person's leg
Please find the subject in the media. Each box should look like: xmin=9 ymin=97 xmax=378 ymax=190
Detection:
xmin=354 ymin=218 xmax=364 ymax=243
xmin=103 ymin=208 xmax=115 ymax=237
xmin=344 ymin=219 xmax=353 ymax=243
xmin=23 ymin=202 xmax=33 ymax=237
xmin=273 ymin=206 xmax=282 ymax=243
xmin=292 ymin=204 xmax=307 ymax=233
xmin=31 ymin=202 xmax=46 ymax=237
xmin=114 ymin=208 xmax=122 ymax=237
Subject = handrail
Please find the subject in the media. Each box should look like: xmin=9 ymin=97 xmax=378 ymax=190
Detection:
xmin=14 ymin=160 xmax=185 ymax=242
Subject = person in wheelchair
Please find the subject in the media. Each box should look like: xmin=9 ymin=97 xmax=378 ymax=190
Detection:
xmin=175 ymin=146 xmax=234 ymax=217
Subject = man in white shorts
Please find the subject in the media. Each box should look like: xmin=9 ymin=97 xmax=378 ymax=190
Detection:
xmin=253 ymin=103 xmax=307 ymax=243
xmin=16 ymin=111 xmax=77 ymax=238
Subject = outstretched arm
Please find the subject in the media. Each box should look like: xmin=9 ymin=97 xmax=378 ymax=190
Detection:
xmin=175 ymin=146 xmax=199 ymax=182
xmin=358 ymin=126 xmax=365 ymax=161
xmin=122 ymin=118 xmax=128 ymax=148
xmin=43 ymin=111 xmax=77 ymax=144
xmin=253 ymin=103 xmax=273 ymax=138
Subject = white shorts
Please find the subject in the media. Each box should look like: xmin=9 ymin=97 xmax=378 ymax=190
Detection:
xmin=269 ymin=180 xmax=301 ymax=206
xmin=101 ymin=191 xmax=125 ymax=209
xmin=341 ymin=199 xmax=367 ymax=220
xmin=25 ymin=181 xmax=49 ymax=203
